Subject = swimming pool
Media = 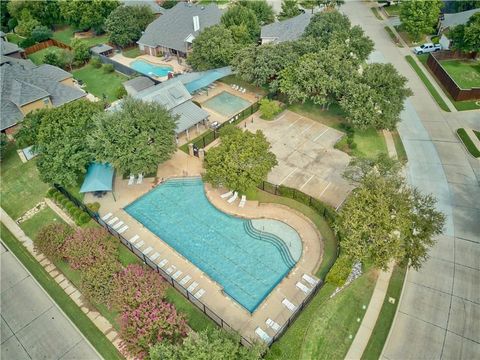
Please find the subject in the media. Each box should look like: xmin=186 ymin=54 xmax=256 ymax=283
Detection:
xmin=203 ymin=91 xmax=251 ymax=118
xmin=130 ymin=59 xmax=173 ymax=77
xmin=125 ymin=177 xmax=302 ymax=312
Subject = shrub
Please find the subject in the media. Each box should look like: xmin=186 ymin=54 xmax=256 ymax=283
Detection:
xmin=259 ymin=98 xmax=282 ymax=120
xmin=31 ymin=25 xmax=52 ymax=42
xmin=119 ymin=299 xmax=188 ymax=358
xmin=80 ymin=258 xmax=121 ymax=304
xmin=86 ymin=202 xmax=101 ymax=213
xmin=34 ymin=223 xmax=73 ymax=260
xmin=77 ymin=212 xmax=91 ymax=225
xmin=91 ymin=57 xmax=102 ymax=68
xmin=103 ymin=63 xmax=114 ymax=73
xmin=325 ymin=255 xmax=354 ymax=287
xmin=19 ymin=37 xmax=36 ymax=48
xmin=63 ymin=228 xmax=119 ymax=270
xmin=46 ymin=188 xmax=57 ymax=198
xmin=115 ymin=85 xmax=127 ymax=99
xmin=109 ymin=264 xmax=167 ymax=311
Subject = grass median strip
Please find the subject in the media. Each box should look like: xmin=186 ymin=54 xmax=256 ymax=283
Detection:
xmin=456 ymin=128 xmax=480 ymax=158
xmin=405 ymin=55 xmax=450 ymax=112
xmin=384 ymin=26 xmax=403 ymax=47
xmin=371 ymin=7 xmax=383 ymax=20
xmin=0 ymin=223 xmax=123 ymax=360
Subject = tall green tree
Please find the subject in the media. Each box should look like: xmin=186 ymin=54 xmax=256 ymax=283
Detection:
xmin=36 ymin=100 xmax=104 ymax=186
xmin=105 ymin=4 xmax=155 ymax=47
xmin=279 ymin=0 xmax=301 ymax=20
xmin=187 ymin=25 xmax=238 ymax=71
xmin=340 ymin=63 xmax=412 ymax=130
xmin=14 ymin=9 xmax=40 ymax=37
xmin=399 ymin=0 xmax=443 ymax=41
xmin=449 ymin=12 xmax=480 ymax=54
xmin=149 ymin=328 xmax=264 ymax=360
xmin=59 ymin=0 xmax=119 ymax=32
xmin=71 ymin=38 xmax=90 ymax=63
xmin=14 ymin=109 xmax=48 ymax=148
xmin=204 ymin=127 xmax=277 ymax=193
xmin=89 ymin=97 xmax=177 ymax=175
xmin=30 ymin=25 xmax=52 ymax=42
xmin=221 ymin=4 xmax=260 ymax=41
xmin=238 ymin=0 xmax=275 ymax=25
xmin=335 ymin=169 xmax=445 ymax=270
xmin=7 ymin=0 xmax=62 ymax=28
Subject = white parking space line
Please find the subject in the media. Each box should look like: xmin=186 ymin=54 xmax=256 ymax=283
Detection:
xmin=276 ymin=114 xmax=286 ymax=122
xmin=279 ymin=168 xmax=298 ymax=185
xmin=319 ymin=182 xmax=331 ymax=197
xmin=300 ymin=175 xmax=315 ymax=190
xmin=313 ymin=129 xmax=329 ymax=142
xmin=300 ymin=124 xmax=314 ymax=134
xmin=287 ymin=117 xmax=303 ymax=129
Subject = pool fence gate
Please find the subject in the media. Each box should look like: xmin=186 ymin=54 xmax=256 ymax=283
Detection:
xmin=54 ymin=183 xmax=335 ymax=348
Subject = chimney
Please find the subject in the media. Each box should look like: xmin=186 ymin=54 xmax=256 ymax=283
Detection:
xmin=193 ymin=15 xmax=200 ymax=32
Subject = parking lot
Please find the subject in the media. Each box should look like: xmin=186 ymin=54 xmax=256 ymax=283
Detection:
xmin=247 ymin=110 xmax=354 ymax=209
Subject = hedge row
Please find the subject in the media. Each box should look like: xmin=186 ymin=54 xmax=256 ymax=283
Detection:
xmin=47 ymin=188 xmax=93 ymax=225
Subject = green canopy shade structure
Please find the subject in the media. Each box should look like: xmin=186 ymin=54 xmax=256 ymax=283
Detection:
xmin=79 ymin=163 xmax=114 ymax=193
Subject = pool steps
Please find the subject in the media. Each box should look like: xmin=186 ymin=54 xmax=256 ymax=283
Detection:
xmin=244 ymin=221 xmax=296 ymax=268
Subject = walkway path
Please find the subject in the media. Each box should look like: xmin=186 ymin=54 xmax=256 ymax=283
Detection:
xmin=1 ymin=242 xmax=100 ymax=360
xmin=342 ymin=2 xmax=480 ymax=359
xmin=1 ymin=208 xmax=126 ymax=358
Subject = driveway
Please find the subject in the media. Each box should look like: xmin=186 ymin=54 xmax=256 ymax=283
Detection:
xmin=1 ymin=242 xmax=100 ymax=360
xmin=342 ymin=2 xmax=480 ymax=359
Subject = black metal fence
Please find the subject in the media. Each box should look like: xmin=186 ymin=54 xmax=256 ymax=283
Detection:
xmin=53 ymin=182 xmax=331 ymax=348
xmin=97 ymin=54 xmax=160 ymax=84
xmin=186 ymin=101 xmax=261 ymax=153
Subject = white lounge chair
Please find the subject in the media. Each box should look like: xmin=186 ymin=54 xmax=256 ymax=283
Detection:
xmin=233 ymin=84 xmax=238 ymax=90
xmin=128 ymin=175 xmax=135 ymax=185
xmin=187 ymin=281 xmax=198 ymax=292
xmin=302 ymin=274 xmax=319 ymax=287
xmin=194 ymin=288 xmax=205 ymax=299
xmin=158 ymin=259 xmax=168 ymax=268
xmin=166 ymin=265 xmax=176 ymax=274
xmin=282 ymin=298 xmax=297 ymax=311
xmin=137 ymin=173 xmax=143 ymax=184
xmin=179 ymin=275 xmax=191 ymax=286
xmin=129 ymin=235 xmax=139 ymax=244
xmin=221 ymin=190 xmax=233 ymax=199
xmin=255 ymin=327 xmax=272 ymax=343
xmin=296 ymin=281 xmax=311 ymax=294
xmin=118 ymin=225 xmax=128 ymax=234
xmin=101 ymin=212 xmax=112 ymax=221
xmin=107 ymin=217 xmax=118 ymax=225
xmin=239 ymin=195 xmax=246 ymax=208
xmin=231 ymin=84 xmax=235 ymax=89
xmin=135 ymin=240 xmax=145 ymax=249
xmin=149 ymin=252 xmax=160 ymax=261
xmin=242 ymin=88 xmax=246 ymax=93
xmin=227 ymin=191 xmax=238 ymax=204
xmin=172 ymin=270 xmax=182 ymax=279
xmin=266 ymin=318 xmax=281 ymax=332
xmin=143 ymin=246 xmax=153 ymax=255
xmin=112 ymin=221 xmax=124 ymax=230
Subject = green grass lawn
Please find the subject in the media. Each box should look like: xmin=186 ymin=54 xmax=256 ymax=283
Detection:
xmin=73 ymin=63 xmax=128 ymax=102
xmin=416 ymin=54 xmax=480 ymax=111
xmin=20 ymin=207 xmax=65 ymax=240
xmin=384 ymin=26 xmax=403 ymax=47
xmin=405 ymin=55 xmax=451 ymax=112
xmin=28 ymin=46 xmax=64 ymax=65
xmin=457 ymin=128 xmax=480 ymax=158
xmin=122 ymin=47 xmax=142 ymax=58
xmin=394 ymin=25 xmax=428 ymax=46
xmin=474 ymin=130 xmax=480 ymax=141
xmin=371 ymin=7 xmax=383 ymax=20
xmin=6 ymin=32 xmax=25 ymax=44
xmin=219 ymin=75 xmax=267 ymax=95
xmin=384 ymin=4 xmax=400 ymax=17
xmin=362 ymin=264 xmax=407 ymax=360
xmin=268 ymin=269 xmax=378 ymax=360
xmin=391 ymin=130 xmax=408 ymax=162
xmin=0 ymin=143 xmax=50 ymax=219
xmin=288 ymin=101 xmax=387 ymax=159
xmin=52 ymin=26 xmax=109 ymax=47
xmin=440 ymin=59 xmax=480 ymax=89
xmin=1 ymin=224 xmax=123 ymax=360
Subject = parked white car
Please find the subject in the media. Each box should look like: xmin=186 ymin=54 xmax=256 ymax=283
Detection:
xmin=413 ymin=43 xmax=442 ymax=55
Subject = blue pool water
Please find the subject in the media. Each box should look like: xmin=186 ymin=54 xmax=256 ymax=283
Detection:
xmin=130 ymin=59 xmax=173 ymax=77
xmin=125 ymin=178 xmax=302 ymax=312
xmin=203 ymin=91 xmax=251 ymax=117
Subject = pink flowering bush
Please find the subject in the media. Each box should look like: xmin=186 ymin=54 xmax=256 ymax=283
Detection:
xmin=80 ymin=258 xmax=122 ymax=304
xmin=62 ymin=228 xmax=118 ymax=270
xmin=109 ymin=264 xmax=167 ymax=311
xmin=34 ymin=223 xmax=72 ymax=260
xmin=119 ymin=299 xmax=188 ymax=359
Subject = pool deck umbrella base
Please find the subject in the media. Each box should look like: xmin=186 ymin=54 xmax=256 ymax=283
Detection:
xmin=80 ymin=162 xmax=116 ymax=200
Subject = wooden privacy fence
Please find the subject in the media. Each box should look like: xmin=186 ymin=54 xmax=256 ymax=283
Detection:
xmin=426 ymin=51 xmax=480 ymax=101
xmin=24 ymin=39 xmax=72 ymax=55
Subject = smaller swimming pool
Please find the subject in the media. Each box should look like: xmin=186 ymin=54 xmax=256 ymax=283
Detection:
xmin=130 ymin=59 xmax=173 ymax=77
xmin=203 ymin=91 xmax=251 ymax=118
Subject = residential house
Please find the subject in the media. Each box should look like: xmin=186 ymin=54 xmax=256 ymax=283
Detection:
xmin=121 ymin=0 xmax=166 ymax=17
xmin=1 ymin=37 xmax=26 ymax=59
xmin=123 ymin=76 xmax=155 ymax=95
xmin=260 ymin=12 xmax=312 ymax=44
xmin=438 ymin=8 xmax=480 ymax=33
xmin=131 ymin=79 xmax=209 ymax=139
xmin=137 ymin=2 xmax=223 ymax=58
xmin=0 ymin=56 xmax=86 ymax=134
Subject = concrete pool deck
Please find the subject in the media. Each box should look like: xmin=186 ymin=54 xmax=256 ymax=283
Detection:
xmin=111 ymin=53 xmax=186 ymax=81
xmin=88 ymin=151 xmax=324 ymax=343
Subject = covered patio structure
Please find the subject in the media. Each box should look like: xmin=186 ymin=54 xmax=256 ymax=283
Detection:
xmin=80 ymin=162 xmax=116 ymax=201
